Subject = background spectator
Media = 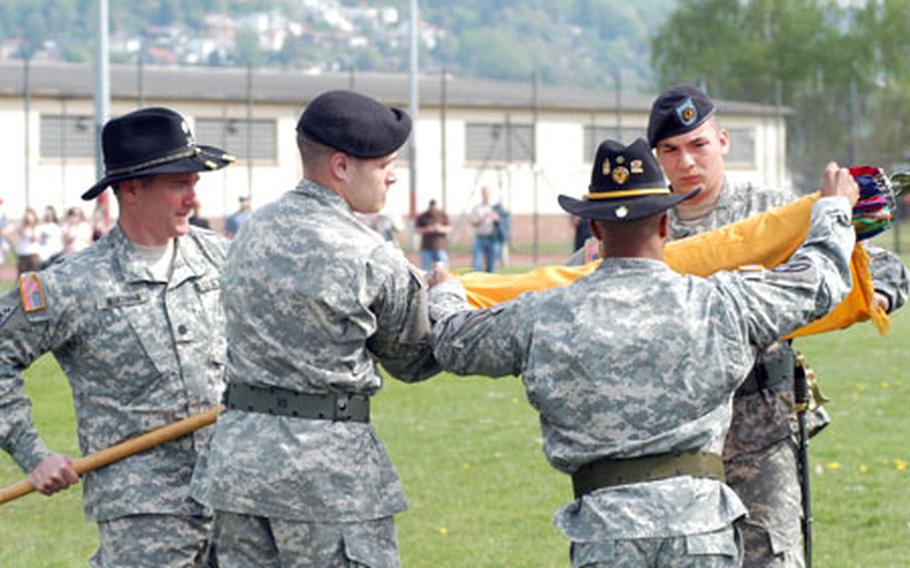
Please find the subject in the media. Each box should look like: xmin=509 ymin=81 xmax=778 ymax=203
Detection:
xmin=189 ymin=198 xmax=211 ymax=229
xmin=62 ymin=207 xmax=94 ymax=254
xmin=14 ymin=208 xmax=41 ymax=276
xmin=92 ymin=190 xmax=115 ymax=240
xmin=361 ymin=209 xmax=403 ymax=246
xmin=36 ymin=205 xmax=63 ymax=267
xmin=470 ymin=185 xmax=500 ymax=272
xmin=415 ymin=199 xmax=452 ymax=272
xmin=224 ymin=195 xmax=252 ymax=238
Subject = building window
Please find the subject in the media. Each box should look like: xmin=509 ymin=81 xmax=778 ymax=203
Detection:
xmin=465 ymin=123 xmax=534 ymax=163
xmin=583 ymin=126 xmax=645 ymax=162
xmin=726 ymin=127 xmax=756 ymax=167
xmin=194 ymin=118 xmax=277 ymax=161
xmin=40 ymin=115 xmax=95 ymax=158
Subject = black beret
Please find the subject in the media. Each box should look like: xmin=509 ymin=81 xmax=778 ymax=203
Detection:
xmin=296 ymin=90 xmax=412 ymax=158
xmin=647 ymin=84 xmax=716 ymax=148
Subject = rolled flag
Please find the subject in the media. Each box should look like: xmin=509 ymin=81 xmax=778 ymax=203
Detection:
xmin=850 ymin=166 xmax=910 ymax=241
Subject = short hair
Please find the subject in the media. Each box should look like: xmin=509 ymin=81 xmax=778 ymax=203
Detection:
xmin=297 ymin=132 xmax=337 ymax=172
xmin=593 ymin=214 xmax=663 ymax=245
xmin=112 ymin=175 xmax=155 ymax=196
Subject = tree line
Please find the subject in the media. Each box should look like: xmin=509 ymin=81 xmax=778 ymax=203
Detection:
xmin=651 ymin=0 xmax=910 ymax=187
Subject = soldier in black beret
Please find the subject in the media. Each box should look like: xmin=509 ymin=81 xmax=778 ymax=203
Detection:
xmin=195 ymin=90 xmax=440 ymax=566
xmin=649 ymin=84 xmax=909 ymax=567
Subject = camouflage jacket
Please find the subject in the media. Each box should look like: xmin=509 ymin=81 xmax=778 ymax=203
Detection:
xmin=670 ymin=179 xmax=908 ymax=312
xmin=429 ymin=197 xmax=855 ymax=541
xmin=673 ymin=180 xmax=909 ymax=457
xmin=195 ymin=179 xmax=439 ymax=522
xmin=0 ymin=225 xmax=229 ymax=521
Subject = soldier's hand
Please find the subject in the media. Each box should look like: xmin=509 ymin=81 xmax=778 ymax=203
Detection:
xmin=427 ymin=263 xmax=453 ymax=288
xmin=28 ymin=453 xmax=79 ymax=495
xmin=873 ymin=291 xmax=891 ymax=314
xmin=820 ymin=161 xmax=859 ymax=207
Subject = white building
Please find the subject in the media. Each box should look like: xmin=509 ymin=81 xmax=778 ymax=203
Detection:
xmin=0 ymin=60 xmax=789 ymax=245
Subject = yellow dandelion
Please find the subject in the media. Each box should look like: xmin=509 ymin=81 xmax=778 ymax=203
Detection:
xmin=825 ymin=462 xmax=841 ymax=470
xmin=857 ymin=383 xmax=868 ymax=391
xmin=895 ymin=459 xmax=907 ymax=471
xmin=859 ymin=464 xmax=869 ymax=473
xmin=439 ymin=527 xmax=449 ymax=536
xmin=511 ymin=397 xmax=519 ymax=404
xmin=881 ymin=381 xmax=891 ymax=389
xmin=463 ymin=463 xmax=471 ymax=470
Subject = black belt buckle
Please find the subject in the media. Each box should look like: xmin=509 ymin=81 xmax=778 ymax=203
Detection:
xmin=335 ymin=393 xmax=369 ymax=422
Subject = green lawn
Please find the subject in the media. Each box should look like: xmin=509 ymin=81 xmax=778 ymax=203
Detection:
xmin=2 ymin=299 xmax=910 ymax=566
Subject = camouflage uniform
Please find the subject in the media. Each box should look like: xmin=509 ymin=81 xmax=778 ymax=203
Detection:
xmin=429 ymin=197 xmax=856 ymax=567
xmin=0 ymin=224 xmax=229 ymax=567
xmin=668 ymin=180 xmax=908 ymax=567
xmin=193 ymin=179 xmax=439 ymax=568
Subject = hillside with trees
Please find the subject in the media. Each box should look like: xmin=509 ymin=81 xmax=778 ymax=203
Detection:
xmin=0 ymin=0 xmax=677 ymax=90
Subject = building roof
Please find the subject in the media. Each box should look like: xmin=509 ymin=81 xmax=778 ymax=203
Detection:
xmin=0 ymin=59 xmax=789 ymax=116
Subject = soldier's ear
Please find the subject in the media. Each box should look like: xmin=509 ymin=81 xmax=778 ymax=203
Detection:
xmin=658 ymin=213 xmax=670 ymax=240
xmin=717 ymin=128 xmax=730 ymax=157
xmin=328 ymin=151 xmax=351 ymax=183
xmin=117 ymin=179 xmax=143 ymax=206
xmin=589 ymin=219 xmax=603 ymax=242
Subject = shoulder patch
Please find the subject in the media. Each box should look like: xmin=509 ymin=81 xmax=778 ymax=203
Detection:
xmin=19 ymin=272 xmax=46 ymax=313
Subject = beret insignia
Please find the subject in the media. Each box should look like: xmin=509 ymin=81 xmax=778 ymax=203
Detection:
xmin=675 ymin=98 xmax=698 ymax=126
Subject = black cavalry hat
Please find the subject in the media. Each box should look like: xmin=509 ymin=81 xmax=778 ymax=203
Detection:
xmin=647 ymin=84 xmax=716 ymax=148
xmin=296 ymin=90 xmax=412 ymax=158
xmin=82 ymin=107 xmax=235 ymax=200
xmin=559 ymin=138 xmax=700 ymax=222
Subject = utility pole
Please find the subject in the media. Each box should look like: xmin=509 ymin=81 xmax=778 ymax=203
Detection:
xmin=94 ymin=0 xmax=110 ymax=179
xmin=408 ymin=0 xmax=419 ymax=221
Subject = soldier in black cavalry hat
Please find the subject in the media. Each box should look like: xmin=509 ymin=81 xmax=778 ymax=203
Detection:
xmin=0 ymin=106 xmax=233 ymax=567
xmin=427 ymin=137 xmax=859 ymax=567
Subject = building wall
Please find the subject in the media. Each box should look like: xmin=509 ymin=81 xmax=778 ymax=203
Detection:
xmin=0 ymin=95 xmax=789 ymax=244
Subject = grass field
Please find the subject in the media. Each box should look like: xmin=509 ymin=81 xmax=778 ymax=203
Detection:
xmin=2 ymin=270 xmax=910 ymax=566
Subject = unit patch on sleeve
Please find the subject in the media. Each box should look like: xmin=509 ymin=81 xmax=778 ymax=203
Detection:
xmin=19 ymin=272 xmax=47 ymax=313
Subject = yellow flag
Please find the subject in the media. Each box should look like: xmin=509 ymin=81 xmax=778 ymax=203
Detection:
xmin=461 ymin=193 xmax=887 ymax=338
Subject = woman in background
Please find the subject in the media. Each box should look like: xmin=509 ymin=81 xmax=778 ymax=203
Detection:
xmin=14 ymin=208 xmax=41 ymax=276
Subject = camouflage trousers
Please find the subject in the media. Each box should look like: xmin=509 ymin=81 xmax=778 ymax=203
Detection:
xmin=570 ymin=525 xmax=743 ymax=567
xmin=90 ymin=513 xmax=214 ymax=568
xmin=213 ymin=511 xmax=399 ymax=568
xmin=724 ymin=382 xmax=805 ymax=568
xmin=726 ymin=438 xmax=805 ymax=568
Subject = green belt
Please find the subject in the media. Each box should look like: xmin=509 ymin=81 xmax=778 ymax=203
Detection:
xmin=571 ymin=449 xmax=725 ymax=499
xmin=224 ymin=382 xmax=370 ymax=423
xmin=738 ymin=346 xmax=795 ymax=395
